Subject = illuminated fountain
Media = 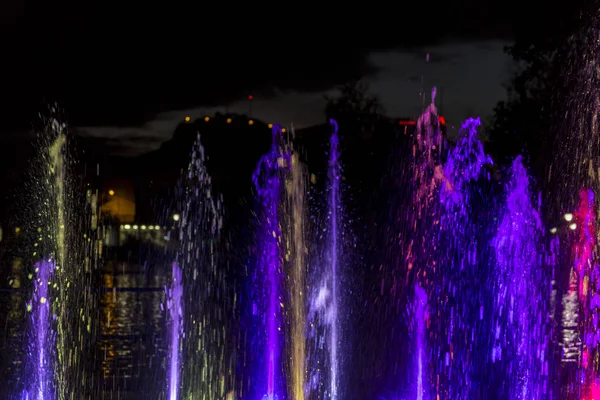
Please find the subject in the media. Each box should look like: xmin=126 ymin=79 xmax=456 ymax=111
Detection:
xmin=281 ymin=131 xmax=309 ymax=399
xmin=15 ymin=71 xmax=600 ymax=399
xmin=437 ymin=116 xmax=493 ymax=399
xmin=327 ymin=119 xmax=341 ymax=400
xmin=169 ymin=133 xmax=231 ymax=399
xmin=306 ymin=119 xmax=345 ymax=400
xmin=166 ymin=262 xmax=183 ymax=400
xmin=48 ymin=122 xmax=70 ymax=400
xmin=412 ymin=284 xmax=427 ymax=400
xmin=251 ymin=124 xmax=289 ymax=400
xmin=491 ymin=156 xmax=549 ymax=399
xmin=405 ymin=90 xmax=444 ymax=400
xmin=23 ymin=109 xmax=97 ymax=399
xmin=378 ymin=94 xmax=498 ymax=399
xmin=25 ymin=260 xmax=56 ymax=400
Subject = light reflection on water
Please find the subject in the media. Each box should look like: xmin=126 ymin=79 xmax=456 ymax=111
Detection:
xmin=98 ymin=264 xmax=168 ymax=398
xmin=0 ymin=261 xmax=170 ymax=399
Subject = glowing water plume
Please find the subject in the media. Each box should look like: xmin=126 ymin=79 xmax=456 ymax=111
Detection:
xmin=305 ymin=119 xmax=350 ymax=399
xmin=413 ymin=284 xmax=427 ymax=400
xmin=404 ymin=88 xmax=443 ymax=398
xmin=27 ymin=259 xmax=56 ymax=400
xmin=492 ymin=156 xmax=548 ymax=399
xmin=442 ymin=116 xmax=492 ymax=211
xmin=167 ymin=262 xmax=183 ymax=400
xmin=171 ymin=133 xmax=229 ymax=399
xmin=328 ymin=119 xmax=341 ymax=400
xmin=282 ymin=129 xmax=308 ymax=400
xmin=32 ymin=110 xmax=95 ymax=399
xmin=47 ymin=127 xmax=69 ymax=400
xmin=252 ymin=124 xmax=289 ymax=400
xmin=48 ymin=134 xmax=66 ymax=271
xmin=438 ymin=116 xmax=492 ymax=398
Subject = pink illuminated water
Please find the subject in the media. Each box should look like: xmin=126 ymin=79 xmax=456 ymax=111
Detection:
xmin=572 ymin=189 xmax=600 ymax=397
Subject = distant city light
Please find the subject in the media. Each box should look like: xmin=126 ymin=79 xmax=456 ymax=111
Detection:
xmin=141 ymin=225 xmax=146 ymax=230
xmin=281 ymin=128 xmax=286 ymax=133
xmin=173 ymin=214 xmax=180 ymax=221
xmin=148 ymin=225 xmax=154 ymax=230
xmin=124 ymin=224 xmax=131 ymax=230
xmin=133 ymin=225 xmax=138 ymax=230
xmin=565 ymin=213 xmax=573 ymax=222
xmin=185 ymin=116 xmax=191 ymax=122
xmin=248 ymin=95 xmax=253 ymax=100
xmin=268 ymin=124 xmax=273 ymax=128
xmin=15 ymin=227 xmax=20 ymax=234
xmin=226 ymin=118 xmax=232 ymax=123
xmin=550 ymin=227 xmax=557 ymax=234
xmin=569 ymin=223 xmax=577 ymax=230
xmin=108 ymin=189 xmax=115 ymax=196
xmin=204 ymin=116 xmax=210 ymax=122
xmin=155 ymin=225 xmax=161 ymax=230
xmin=248 ymin=120 xmax=254 ymax=125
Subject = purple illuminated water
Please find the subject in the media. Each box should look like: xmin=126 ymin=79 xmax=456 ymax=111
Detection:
xmin=27 ymin=260 xmax=56 ymax=400
xmin=438 ymin=116 xmax=492 ymax=398
xmin=492 ymin=156 xmax=548 ymax=398
xmin=413 ymin=284 xmax=427 ymax=400
xmin=253 ymin=124 xmax=288 ymax=400
xmin=167 ymin=262 xmax=183 ymax=400
xmin=442 ymin=117 xmax=492 ymax=210
xmin=328 ymin=119 xmax=341 ymax=400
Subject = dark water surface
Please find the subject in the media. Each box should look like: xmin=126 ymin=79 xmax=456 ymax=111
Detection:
xmin=1 ymin=260 xmax=170 ymax=399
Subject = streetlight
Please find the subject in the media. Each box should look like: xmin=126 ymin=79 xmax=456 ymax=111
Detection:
xmin=108 ymin=189 xmax=115 ymax=196
xmin=565 ymin=213 xmax=573 ymax=222
xmin=173 ymin=214 xmax=180 ymax=222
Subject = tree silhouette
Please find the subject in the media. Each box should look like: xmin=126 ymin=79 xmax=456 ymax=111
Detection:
xmin=324 ymin=80 xmax=384 ymax=138
xmin=488 ymin=1 xmax=587 ymax=177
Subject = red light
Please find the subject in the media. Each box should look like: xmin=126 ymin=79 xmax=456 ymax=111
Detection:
xmin=248 ymin=95 xmax=253 ymax=100
xmin=398 ymin=117 xmax=445 ymax=126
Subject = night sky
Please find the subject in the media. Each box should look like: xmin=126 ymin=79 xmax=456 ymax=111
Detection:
xmin=0 ymin=1 xmax=562 ymax=156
